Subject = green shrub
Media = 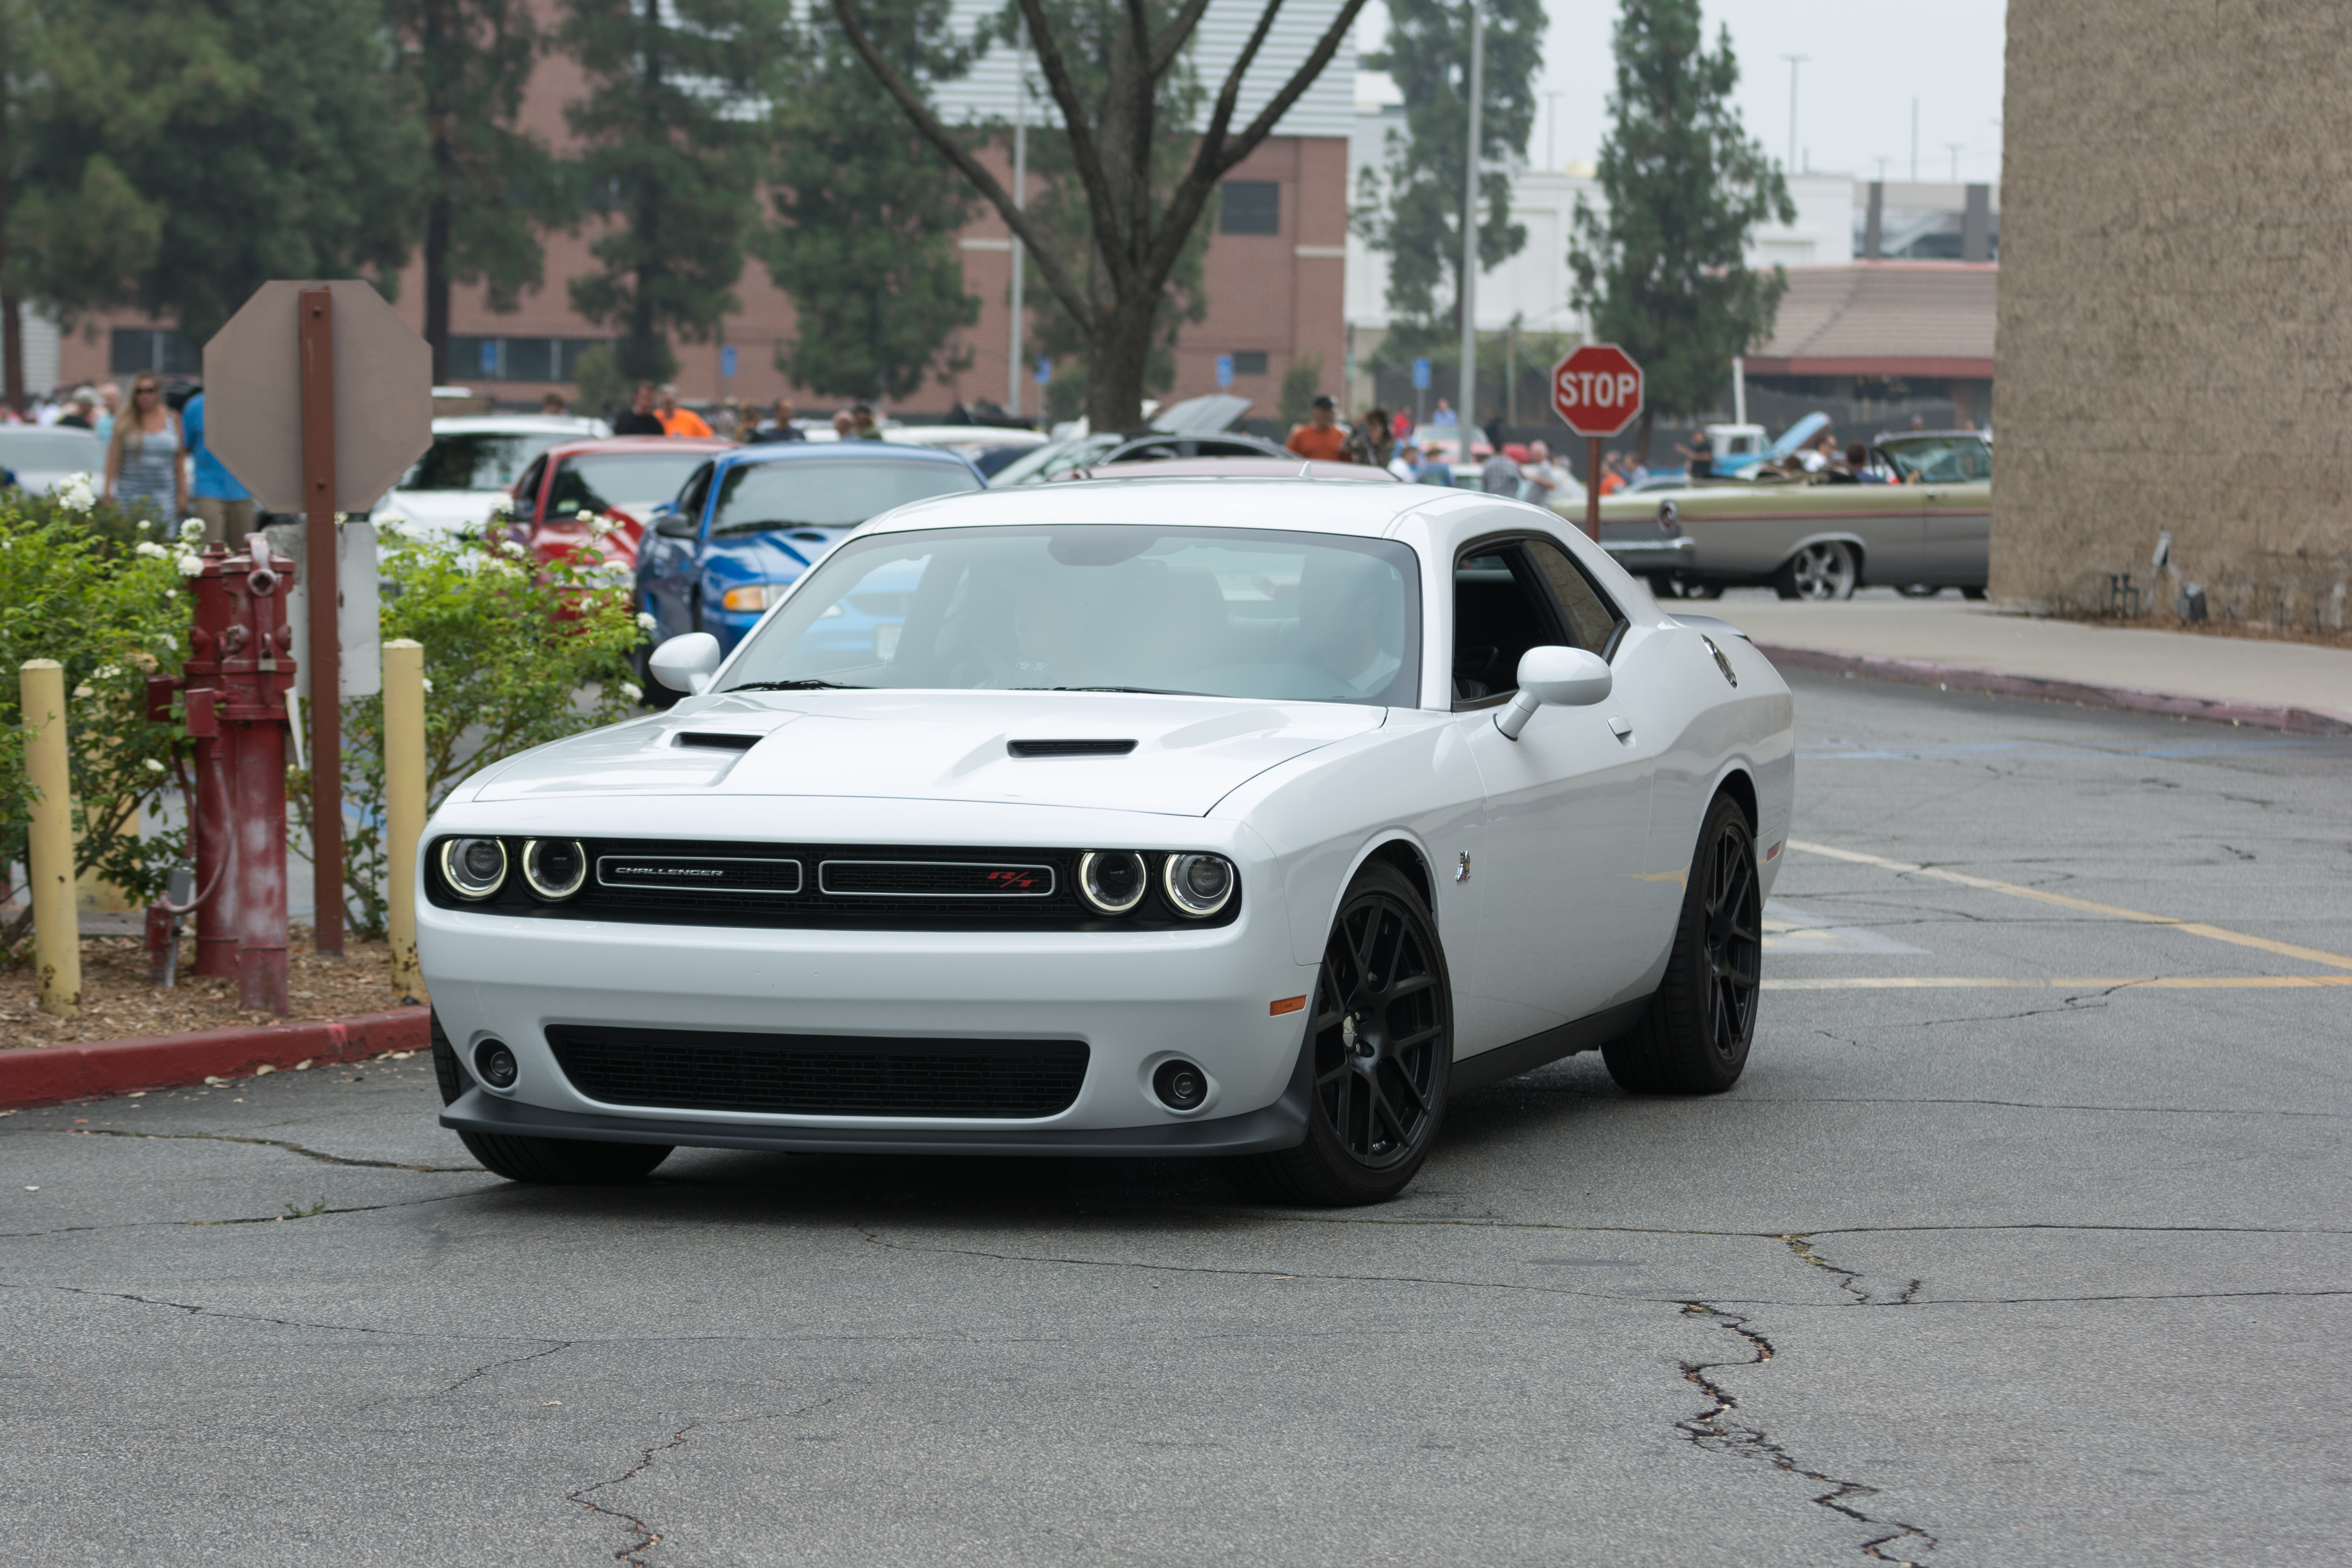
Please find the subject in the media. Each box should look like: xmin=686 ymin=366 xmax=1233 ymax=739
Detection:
xmin=293 ymin=517 xmax=642 ymax=935
xmin=0 ymin=494 xmax=193 ymax=953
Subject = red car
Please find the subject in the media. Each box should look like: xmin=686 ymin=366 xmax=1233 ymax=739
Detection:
xmin=507 ymin=436 xmax=734 ymax=579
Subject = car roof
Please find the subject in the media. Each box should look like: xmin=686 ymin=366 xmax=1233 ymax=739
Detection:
xmin=0 ymin=425 xmax=102 ymax=442
xmin=1072 ymin=457 xmax=1399 ymax=482
xmin=863 ymin=475 xmax=1447 ymax=540
xmin=883 ymin=425 xmax=1049 ymax=447
xmin=539 ymin=435 xmax=735 ymax=460
xmin=719 ymin=440 xmax=978 ymax=469
xmin=429 ymin=414 xmax=607 ymax=435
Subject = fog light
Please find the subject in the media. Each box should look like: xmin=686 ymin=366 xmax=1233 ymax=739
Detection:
xmin=1161 ymin=852 xmax=1234 ymax=918
xmin=440 ymin=837 xmax=507 ymax=900
xmin=1076 ymin=850 xmax=1147 ymax=915
xmin=521 ymin=838 xmax=588 ymax=901
xmin=474 ymin=1040 xmax=519 ymax=1089
xmin=721 ymin=584 xmax=770 ymax=612
xmin=1153 ymin=1059 xmax=1207 ymax=1111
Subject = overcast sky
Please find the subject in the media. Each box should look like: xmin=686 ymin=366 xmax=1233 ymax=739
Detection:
xmin=1360 ymin=0 xmax=2010 ymax=183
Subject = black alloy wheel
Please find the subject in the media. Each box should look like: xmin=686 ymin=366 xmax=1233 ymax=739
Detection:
xmin=1603 ymin=794 xmax=1763 ymax=1095
xmin=1237 ymin=861 xmax=1451 ymax=1205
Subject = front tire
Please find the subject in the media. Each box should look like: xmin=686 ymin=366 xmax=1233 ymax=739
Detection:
xmin=1774 ymin=541 xmax=1858 ymax=600
xmin=431 ymin=1013 xmax=673 ymax=1183
xmin=1603 ymin=794 xmax=1763 ymax=1095
xmin=1237 ymin=862 xmax=1451 ymax=1206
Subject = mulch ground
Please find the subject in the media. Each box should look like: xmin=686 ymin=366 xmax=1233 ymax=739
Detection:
xmin=1 ymin=927 xmax=413 ymax=1048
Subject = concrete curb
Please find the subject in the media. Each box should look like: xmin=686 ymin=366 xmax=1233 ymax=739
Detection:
xmin=0 ymin=1006 xmax=429 ymax=1110
xmin=1754 ymin=642 xmax=2352 ymax=735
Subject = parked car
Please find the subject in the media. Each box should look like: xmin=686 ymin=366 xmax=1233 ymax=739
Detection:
xmin=508 ymin=436 xmax=734 ymax=582
xmin=880 ymin=423 xmax=1050 ymax=479
xmin=1080 ymin=457 xmax=1399 ymax=482
xmin=377 ymin=414 xmax=608 ymax=541
xmin=419 ymin=475 xmax=1794 ymax=1203
xmin=1003 ymin=431 xmax=1292 ymax=485
xmin=634 ymin=441 xmax=985 ymax=666
xmin=0 ymin=425 xmax=106 ymax=499
xmin=1583 ymin=431 xmax=1993 ymax=600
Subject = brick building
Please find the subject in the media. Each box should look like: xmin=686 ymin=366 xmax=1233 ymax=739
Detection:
xmin=57 ymin=0 xmax=1354 ymax=421
xmin=1994 ymin=0 xmax=2352 ymax=625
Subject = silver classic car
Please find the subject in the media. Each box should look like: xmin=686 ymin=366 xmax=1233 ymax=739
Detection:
xmin=1576 ymin=432 xmax=1993 ymax=600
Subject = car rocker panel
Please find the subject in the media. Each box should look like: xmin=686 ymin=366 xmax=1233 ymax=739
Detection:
xmin=422 ymin=479 xmax=1795 ymax=1199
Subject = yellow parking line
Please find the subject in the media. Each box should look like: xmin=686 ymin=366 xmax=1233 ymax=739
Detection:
xmin=1763 ymin=975 xmax=2352 ymax=991
xmin=1787 ymin=839 xmax=2352 ymax=973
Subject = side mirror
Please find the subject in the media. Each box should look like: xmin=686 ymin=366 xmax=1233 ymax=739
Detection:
xmin=1495 ymin=645 xmax=1612 ymax=740
xmin=648 ymin=632 xmax=723 ymax=695
xmin=653 ymin=508 xmax=698 ymax=538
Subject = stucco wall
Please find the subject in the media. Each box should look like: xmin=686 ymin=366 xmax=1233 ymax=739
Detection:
xmin=1992 ymin=1 xmax=2352 ymax=628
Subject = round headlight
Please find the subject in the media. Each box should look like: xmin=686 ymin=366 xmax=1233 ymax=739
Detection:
xmin=440 ymin=837 xmax=508 ymax=901
xmin=1162 ymin=853 xmax=1234 ymax=918
xmin=1077 ymin=850 xmax=1148 ymax=915
xmin=521 ymin=838 xmax=588 ymax=901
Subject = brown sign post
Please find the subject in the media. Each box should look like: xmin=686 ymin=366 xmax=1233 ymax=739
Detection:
xmin=1549 ymin=343 xmax=1645 ymax=543
xmin=203 ymin=281 xmax=430 ymax=955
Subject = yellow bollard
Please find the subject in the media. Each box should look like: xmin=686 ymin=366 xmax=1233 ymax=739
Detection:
xmin=20 ymin=660 xmax=79 ymax=1018
xmin=382 ymin=638 xmax=427 ymax=1003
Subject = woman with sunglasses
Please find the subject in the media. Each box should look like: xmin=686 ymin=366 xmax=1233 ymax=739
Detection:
xmin=104 ymin=374 xmax=186 ymax=523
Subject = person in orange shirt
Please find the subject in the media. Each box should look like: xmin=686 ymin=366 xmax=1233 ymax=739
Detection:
xmin=1599 ymin=451 xmax=1628 ymax=495
xmin=655 ymin=385 xmax=714 ymax=438
xmin=1285 ymin=394 xmax=1347 ymax=462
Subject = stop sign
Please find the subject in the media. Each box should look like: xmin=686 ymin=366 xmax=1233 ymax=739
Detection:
xmin=1550 ymin=344 xmax=1644 ymax=437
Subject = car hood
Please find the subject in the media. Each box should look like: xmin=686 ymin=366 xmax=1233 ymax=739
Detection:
xmin=703 ymin=528 xmax=842 ymax=583
xmin=381 ymin=488 xmax=506 ymax=537
xmin=467 ymin=691 xmax=1385 ymax=816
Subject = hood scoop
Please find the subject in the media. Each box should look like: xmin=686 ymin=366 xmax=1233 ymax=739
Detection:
xmin=675 ymin=731 xmax=765 ymax=752
xmin=1007 ymin=738 xmax=1137 ymax=758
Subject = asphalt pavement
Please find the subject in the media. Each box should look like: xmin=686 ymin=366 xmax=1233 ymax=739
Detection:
xmin=6 ymin=671 xmax=2349 ymax=1567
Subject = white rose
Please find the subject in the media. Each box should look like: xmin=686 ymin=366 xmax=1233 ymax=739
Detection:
xmin=636 ymin=611 xmax=658 ymax=632
xmin=175 ymin=554 xmax=204 ymax=576
xmin=178 ymin=518 xmax=204 ymax=543
xmin=56 ymin=474 xmax=95 ymax=513
xmin=136 ymin=541 xmax=169 ymax=559
xmin=621 ymin=682 xmax=643 ymax=703
xmin=144 ymin=759 xmax=167 ymax=774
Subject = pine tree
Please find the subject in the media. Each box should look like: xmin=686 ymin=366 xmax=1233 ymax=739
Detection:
xmin=765 ymin=0 xmax=979 ymax=403
xmin=1568 ymin=0 xmax=1791 ymax=459
xmin=558 ymin=0 xmax=790 ymax=384
xmin=1354 ymin=0 xmax=1546 ymax=345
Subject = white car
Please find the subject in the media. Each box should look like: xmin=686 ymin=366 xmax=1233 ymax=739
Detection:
xmin=375 ymin=414 xmax=608 ymax=540
xmin=0 ymin=425 xmax=106 ymax=498
xmin=420 ymin=479 xmax=1794 ymax=1203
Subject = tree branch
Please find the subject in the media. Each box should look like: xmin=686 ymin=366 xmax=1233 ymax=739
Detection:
xmin=828 ymin=0 xmax=1095 ymax=336
xmin=1213 ymin=0 xmax=1372 ymax=176
xmin=1148 ymin=0 xmax=1216 ymax=79
xmin=1013 ymin=0 xmax=1133 ymax=292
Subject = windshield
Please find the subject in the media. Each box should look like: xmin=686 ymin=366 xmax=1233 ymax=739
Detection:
xmin=547 ymin=452 xmax=710 ymax=519
xmin=401 ymin=432 xmax=565 ymax=492
xmin=1881 ymin=435 xmax=1992 ymax=483
xmin=708 ymin=457 xmax=980 ymax=536
xmin=722 ymin=525 xmax=1420 ymax=706
xmin=986 ymin=434 xmax=1120 ymax=487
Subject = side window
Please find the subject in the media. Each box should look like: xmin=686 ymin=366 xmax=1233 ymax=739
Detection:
xmin=674 ymin=462 xmax=715 ymax=527
xmin=1526 ymin=537 xmax=1629 ymax=657
xmin=1453 ymin=544 xmax=1569 ymax=706
xmin=511 ymin=456 xmax=547 ymax=524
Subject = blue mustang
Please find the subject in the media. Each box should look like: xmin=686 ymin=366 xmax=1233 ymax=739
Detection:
xmin=635 ymin=442 xmax=986 ymax=668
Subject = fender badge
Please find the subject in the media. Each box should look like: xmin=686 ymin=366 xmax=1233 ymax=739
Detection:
xmin=1456 ymin=852 xmax=1472 ymax=883
xmin=1701 ymin=635 xmax=1738 ymax=687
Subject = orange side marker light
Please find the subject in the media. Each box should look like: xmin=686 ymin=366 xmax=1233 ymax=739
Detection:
xmin=1269 ymin=995 xmax=1308 ymax=1016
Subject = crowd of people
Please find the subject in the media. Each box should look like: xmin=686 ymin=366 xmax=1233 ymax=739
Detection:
xmin=1282 ymin=394 xmax=1589 ymax=507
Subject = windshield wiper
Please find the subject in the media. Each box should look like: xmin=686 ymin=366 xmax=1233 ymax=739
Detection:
xmin=1013 ymin=686 xmax=1199 ymax=697
xmin=727 ymin=679 xmax=868 ymax=691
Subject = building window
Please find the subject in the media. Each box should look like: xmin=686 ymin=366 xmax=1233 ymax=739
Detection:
xmin=1230 ymin=351 xmax=1269 ymax=377
xmin=446 ymin=336 xmax=610 ymax=383
xmin=110 ymin=328 xmax=201 ymax=377
xmin=1220 ymin=181 xmax=1280 ymax=235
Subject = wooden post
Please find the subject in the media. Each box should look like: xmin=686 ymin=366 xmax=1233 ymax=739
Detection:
xmin=1584 ymin=434 xmax=1603 ymax=543
xmin=20 ymin=659 xmax=78 ymax=1018
xmin=382 ymin=638 xmax=426 ymax=1002
xmin=299 ymin=286 xmax=343 ymax=955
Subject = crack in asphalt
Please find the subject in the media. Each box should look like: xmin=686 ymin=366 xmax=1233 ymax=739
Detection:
xmin=0 ymin=1188 xmax=490 ymax=1240
xmin=1781 ymin=1235 xmax=1919 ymax=1308
xmin=569 ymin=1394 xmax=847 ymax=1566
xmin=445 ymin=1338 xmax=575 ymax=1396
xmin=1676 ymin=1303 xmax=1938 ymax=1565
xmin=57 ymin=1126 xmax=478 ymax=1173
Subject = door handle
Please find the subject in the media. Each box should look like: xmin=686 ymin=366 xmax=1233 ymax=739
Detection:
xmin=1607 ymin=716 xmax=1633 ymax=741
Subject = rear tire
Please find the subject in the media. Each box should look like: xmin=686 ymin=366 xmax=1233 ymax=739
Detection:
xmin=1774 ymin=541 xmax=1858 ymax=600
xmin=1961 ymin=585 xmax=1988 ymax=601
xmin=431 ymin=1013 xmax=673 ymax=1183
xmin=1236 ymin=862 xmax=1451 ymax=1206
xmin=1603 ymin=794 xmax=1763 ymax=1095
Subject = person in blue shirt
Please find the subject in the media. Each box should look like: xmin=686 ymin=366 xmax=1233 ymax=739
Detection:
xmin=183 ymin=390 xmax=256 ymax=546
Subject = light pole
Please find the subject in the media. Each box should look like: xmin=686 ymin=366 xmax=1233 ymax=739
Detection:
xmin=1543 ymin=89 xmax=1563 ymax=170
xmin=1006 ymin=46 xmax=1028 ymax=417
xmin=1781 ymin=55 xmax=1808 ymax=175
xmin=1457 ymin=0 xmax=1482 ymax=432
xmin=1910 ymin=97 xmax=1920 ymax=181
xmin=1947 ymin=143 xmax=1963 ymax=181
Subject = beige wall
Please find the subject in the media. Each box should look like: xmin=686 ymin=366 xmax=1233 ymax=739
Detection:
xmin=1993 ymin=0 xmax=2352 ymax=628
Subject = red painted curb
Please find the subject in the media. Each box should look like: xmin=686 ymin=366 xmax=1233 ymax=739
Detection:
xmin=0 ymin=1007 xmax=429 ymax=1110
xmin=1753 ymin=643 xmax=2352 ymax=735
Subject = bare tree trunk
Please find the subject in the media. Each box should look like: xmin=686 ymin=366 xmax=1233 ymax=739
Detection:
xmin=1637 ymin=407 xmax=1655 ymax=468
xmin=421 ymin=0 xmax=454 ymax=383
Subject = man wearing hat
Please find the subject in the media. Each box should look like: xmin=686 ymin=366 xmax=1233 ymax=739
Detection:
xmin=1285 ymin=394 xmax=1347 ymax=462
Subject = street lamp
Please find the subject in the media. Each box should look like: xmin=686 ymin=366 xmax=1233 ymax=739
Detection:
xmin=1781 ymin=55 xmax=1808 ymax=175
xmin=1457 ymin=0 xmax=1482 ymax=431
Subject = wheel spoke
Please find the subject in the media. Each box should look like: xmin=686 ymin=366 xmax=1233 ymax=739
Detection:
xmin=1384 ymin=971 xmax=1436 ymax=1003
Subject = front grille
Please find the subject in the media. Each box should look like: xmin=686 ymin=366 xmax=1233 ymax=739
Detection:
xmin=818 ymin=860 xmax=1055 ymax=898
xmin=547 ymin=1025 xmax=1088 ymax=1117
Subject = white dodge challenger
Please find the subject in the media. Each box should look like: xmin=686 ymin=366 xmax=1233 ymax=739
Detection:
xmin=421 ymin=477 xmax=1793 ymax=1204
